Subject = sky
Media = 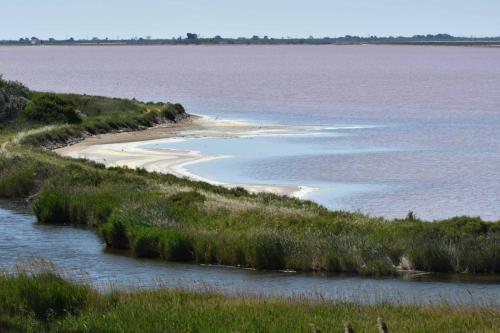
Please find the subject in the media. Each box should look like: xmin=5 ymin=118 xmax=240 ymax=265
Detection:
xmin=1 ymin=0 xmax=500 ymax=40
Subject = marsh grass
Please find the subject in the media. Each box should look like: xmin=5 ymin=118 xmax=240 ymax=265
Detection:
xmin=1 ymin=142 xmax=499 ymax=275
xmin=0 ymin=92 xmax=499 ymax=275
xmin=0 ymin=269 xmax=498 ymax=333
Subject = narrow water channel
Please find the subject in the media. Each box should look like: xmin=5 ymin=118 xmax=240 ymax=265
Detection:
xmin=1 ymin=204 xmax=499 ymax=306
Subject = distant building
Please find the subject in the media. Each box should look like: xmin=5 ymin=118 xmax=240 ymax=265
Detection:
xmin=31 ymin=37 xmax=41 ymax=45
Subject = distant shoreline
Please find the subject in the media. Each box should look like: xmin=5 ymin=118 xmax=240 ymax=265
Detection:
xmin=2 ymin=42 xmax=500 ymax=48
xmin=3 ymin=33 xmax=500 ymax=48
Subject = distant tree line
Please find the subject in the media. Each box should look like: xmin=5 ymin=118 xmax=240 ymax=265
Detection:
xmin=2 ymin=33 xmax=500 ymax=46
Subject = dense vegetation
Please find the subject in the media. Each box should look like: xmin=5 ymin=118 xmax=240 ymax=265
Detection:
xmin=22 ymin=93 xmax=82 ymax=124
xmin=0 ymin=76 xmax=499 ymax=276
xmin=0 ymin=79 xmax=186 ymax=150
xmin=0 ymin=271 xmax=498 ymax=333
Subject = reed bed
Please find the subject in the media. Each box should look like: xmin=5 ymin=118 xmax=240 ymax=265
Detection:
xmin=0 ymin=267 xmax=498 ymax=333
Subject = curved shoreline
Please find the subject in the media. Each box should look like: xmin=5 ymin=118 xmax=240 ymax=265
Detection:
xmin=55 ymin=116 xmax=320 ymax=199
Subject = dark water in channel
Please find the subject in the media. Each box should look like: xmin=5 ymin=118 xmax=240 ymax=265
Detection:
xmin=1 ymin=206 xmax=499 ymax=305
xmin=1 ymin=45 xmax=499 ymax=220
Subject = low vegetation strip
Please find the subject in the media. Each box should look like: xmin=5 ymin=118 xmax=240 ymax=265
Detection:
xmin=0 ymin=75 xmax=499 ymax=276
xmin=0 ymin=271 xmax=498 ymax=333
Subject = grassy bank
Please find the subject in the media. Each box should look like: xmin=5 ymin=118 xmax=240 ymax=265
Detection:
xmin=14 ymin=94 xmax=187 ymax=149
xmin=0 ymin=271 xmax=498 ymax=333
xmin=0 ymin=77 xmax=499 ymax=276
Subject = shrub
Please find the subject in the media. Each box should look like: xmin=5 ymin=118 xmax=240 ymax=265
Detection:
xmin=0 ymin=75 xmax=29 ymax=124
xmin=230 ymin=186 xmax=249 ymax=197
xmin=161 ymin=103 xmax=185 ymax=121
xmin=0 ymin=75 xmax=29 ymax=97
xmin=23 ymin=93 xmax=81 ymax=124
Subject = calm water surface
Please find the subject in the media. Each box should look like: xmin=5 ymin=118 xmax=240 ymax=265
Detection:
xmin=1 ymin=206 xmax=499 ymax=305
xmin=0 ymin=45 xmax=499 ymax=219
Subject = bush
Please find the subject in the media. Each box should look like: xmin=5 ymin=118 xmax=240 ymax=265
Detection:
xmin=0 ymin=75 xmax=29 ymax=97
xmin=161 ymin=103 xmax=186 ymax=121
xmin=230 ymin=186 xmax=249 ymax=197
xmin=22 ymin=93 xmax=81 ymax=124
xmin=0 ymin=75 xmax=29 ymax=124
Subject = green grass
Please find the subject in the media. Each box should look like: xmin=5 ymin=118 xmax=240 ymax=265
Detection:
xmin=0 ymin=90 xmax=499 ymax=276
xmin=0 ymin=271 xmax=498 ymax=333
xmin=58 ymin=93 xmax=145 ymax=117
xmin=18 ymin=99 xmax=186 ymax=149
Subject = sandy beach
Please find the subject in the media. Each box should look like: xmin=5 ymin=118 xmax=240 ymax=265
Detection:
xmin=55 ymin=116 xmax=317 ymax=198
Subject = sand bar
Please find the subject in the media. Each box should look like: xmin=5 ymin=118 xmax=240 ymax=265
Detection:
xmin=56 ymin=116 xmax=320 ymax=198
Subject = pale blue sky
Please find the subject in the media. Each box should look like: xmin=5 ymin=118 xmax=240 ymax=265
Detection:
xmin=2 ymin=0 xmax=499 ymax=39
